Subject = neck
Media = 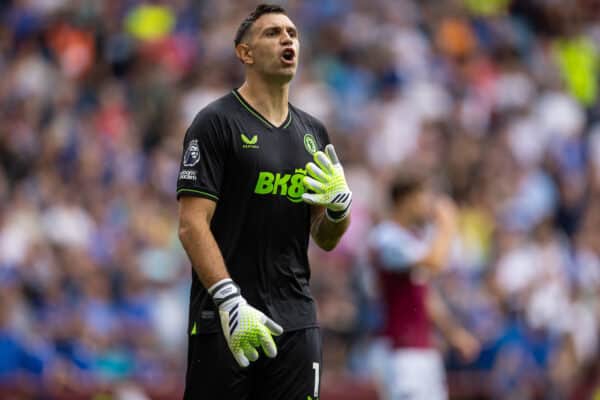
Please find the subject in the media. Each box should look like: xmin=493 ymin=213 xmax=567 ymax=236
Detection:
xmin=238 ymin=74 xmax=289 ymax=126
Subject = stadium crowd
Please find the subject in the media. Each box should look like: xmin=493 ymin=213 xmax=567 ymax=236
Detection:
xmin=1 ymin=0 xmax=600 ymax=398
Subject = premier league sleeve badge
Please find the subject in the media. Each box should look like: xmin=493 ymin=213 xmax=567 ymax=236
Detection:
xmin=183 ymin=139 xmax=201 ymax=167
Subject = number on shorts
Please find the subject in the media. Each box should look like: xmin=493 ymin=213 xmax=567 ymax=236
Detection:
xmin=312 ymin=362 xmax=320 ymax=397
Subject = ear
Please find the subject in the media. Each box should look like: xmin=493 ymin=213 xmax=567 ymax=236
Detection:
xmin=235 ymin=43 xmax=254 ymax=65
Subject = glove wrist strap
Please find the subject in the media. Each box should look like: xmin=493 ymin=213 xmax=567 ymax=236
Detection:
xmin=208 ymin=278 xmax=241 ymax=307
xmin=326 ymin=201 xmax=352 ymax=223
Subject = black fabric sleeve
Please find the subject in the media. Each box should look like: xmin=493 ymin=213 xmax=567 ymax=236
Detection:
xmin=176 ymin=110 xmax=228 ymax=201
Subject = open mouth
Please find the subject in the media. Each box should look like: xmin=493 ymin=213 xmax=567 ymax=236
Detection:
xmin=281 ymin=48 xmax=295 ymax=64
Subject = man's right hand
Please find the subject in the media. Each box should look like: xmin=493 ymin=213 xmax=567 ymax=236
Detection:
xmin=209 ymin=279 xmax=284 ymax=367
xmin=450 ymin=328 xmax=481 ymax=362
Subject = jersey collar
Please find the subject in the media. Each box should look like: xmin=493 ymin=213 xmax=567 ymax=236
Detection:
xmin=232 ymin=89 xmax=293 ymax=129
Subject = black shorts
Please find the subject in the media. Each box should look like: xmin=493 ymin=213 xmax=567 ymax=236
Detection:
xmin=184 ymin=327 xmax=322 ymax=400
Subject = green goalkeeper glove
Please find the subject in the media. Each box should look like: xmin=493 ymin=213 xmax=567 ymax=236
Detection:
xmin=209 ymin=279 xmax=283 ymax=367
xmin=302 ymin=144 xmax=352 ymax=222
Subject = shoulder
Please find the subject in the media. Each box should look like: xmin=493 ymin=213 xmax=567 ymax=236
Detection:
xmin=189 ymin=92 xmax=238 ymax=129
xmin=185 ymin=92 xmax=240 ymax=142
xmin=368 ymin=221 xmax=415 ymax=249
xmin=368 ymin=221 xmax=428 ymax=270
xmin=289 ymin=103 xmax=328 ymax=133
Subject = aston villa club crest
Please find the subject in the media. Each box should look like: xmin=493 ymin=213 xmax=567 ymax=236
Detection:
xmin=303 ymin=133 xmax=317 ymax=155
xmin=183 ymin=139 xmax=200 ymax=166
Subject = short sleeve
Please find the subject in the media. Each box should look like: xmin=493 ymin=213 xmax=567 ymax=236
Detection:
xmin=176 ymin=111 xmax=228 ymax=201
xmin=368 ymin=223 xmax=429 ymax=272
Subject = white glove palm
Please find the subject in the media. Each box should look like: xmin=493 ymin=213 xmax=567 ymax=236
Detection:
xmin=302 ymin=144 xmax=352 ymax=221
xmin=210 ymin=279 xmax=284 ymax=367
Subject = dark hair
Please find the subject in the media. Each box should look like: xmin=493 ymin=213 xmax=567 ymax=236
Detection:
xmin=389 ymin=171 xmax=427 ymax=204
xmin=234 ymin=4 xmax=287 ymax=46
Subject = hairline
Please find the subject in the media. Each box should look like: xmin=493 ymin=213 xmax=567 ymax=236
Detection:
xmin=237 ymin=12 xmax=297 ymax=46
xmin=391 ymin=179 xmax=427 ymax=204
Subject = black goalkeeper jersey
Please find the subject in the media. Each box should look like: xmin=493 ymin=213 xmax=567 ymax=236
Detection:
xmin=176 ymin=89 xmax=330 ymax=334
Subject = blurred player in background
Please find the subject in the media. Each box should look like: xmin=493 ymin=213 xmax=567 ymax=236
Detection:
xmin=176 ymin=4 xmax=352 ymax=399
xmin=368 ymin=172 xmax=480 ymax=400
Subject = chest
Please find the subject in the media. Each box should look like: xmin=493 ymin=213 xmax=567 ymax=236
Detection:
xmin=226 ymin=116 xmax=321 ymax=174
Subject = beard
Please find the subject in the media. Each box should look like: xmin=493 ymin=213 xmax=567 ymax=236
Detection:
xmin=262 ymin=64 xmax=296 ymax=84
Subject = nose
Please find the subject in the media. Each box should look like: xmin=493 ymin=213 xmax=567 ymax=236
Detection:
xmin=280 ymin=32 xmax=293 ymax=46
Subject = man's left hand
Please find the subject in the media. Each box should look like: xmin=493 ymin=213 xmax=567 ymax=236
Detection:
xmin=302 ymin=144 xmax=352 ymax=222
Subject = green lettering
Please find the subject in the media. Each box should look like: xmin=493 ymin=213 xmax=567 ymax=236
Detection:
xmin=273 ymin=173 xmax=291 ymax=195
xmin=288 ymin=173 xmax=305 ymax=199
xmin=255 ymin=170 xmax=306 ymax=203
xmin=254 ymin=172 xmax=274 ymax=194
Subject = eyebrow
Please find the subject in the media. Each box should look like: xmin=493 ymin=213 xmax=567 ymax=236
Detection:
xmin=260 ymin=24 xmax=298 ymax=34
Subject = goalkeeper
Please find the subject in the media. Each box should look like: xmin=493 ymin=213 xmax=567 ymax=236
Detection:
xmin=176 ymin=4 xmax=350 ymax=400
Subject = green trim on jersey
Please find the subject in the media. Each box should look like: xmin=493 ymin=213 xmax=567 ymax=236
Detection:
xmin=232 ymin=89 xmax=292 ymax=129
xmin=177 ymin=188 xmax=219 ymax=201
xmin=232 ymin=90 xmax=271 ymax=127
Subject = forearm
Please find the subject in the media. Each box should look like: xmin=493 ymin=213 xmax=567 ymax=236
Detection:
xmin=178 ymin=206 xmax=283 ymax=369
xmin=426 ymin=288 xmax=462 ymax=338
xmin=422 ymin=224 xmax=455 ymax=273
xmin=421 ymin=197 xmax=458 ymax=273
xmin=427 ymin=288 xmax=480 ymax=360
xmin=178 ymin=218 xmax=229 ymax=289
xmin=310 ymin=206 xmax=350 ymax=251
